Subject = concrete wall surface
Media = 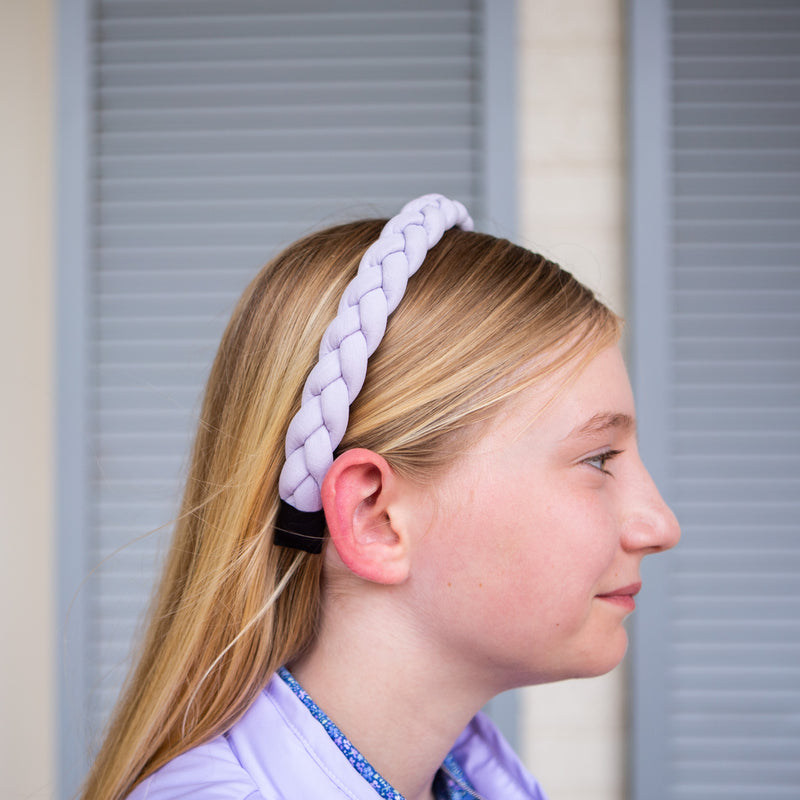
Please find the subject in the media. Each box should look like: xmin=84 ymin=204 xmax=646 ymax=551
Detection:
xmin=0 ymin=1 xmax=56 ymax=798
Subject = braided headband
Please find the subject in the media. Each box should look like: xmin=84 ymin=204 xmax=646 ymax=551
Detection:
xmin=275 ymin=194 xmax=474 ymax=552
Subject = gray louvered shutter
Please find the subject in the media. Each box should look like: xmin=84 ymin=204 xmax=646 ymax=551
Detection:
xmin=85 ymin=0 xmax=489 ymax=746
xmin=630 ymin=2 xmax=800 ymax=798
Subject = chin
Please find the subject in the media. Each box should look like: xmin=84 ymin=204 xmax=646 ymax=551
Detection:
xmin=496 ymin=629 xmax=631 ymax=689
xmin=542 ymin=629 xmax=630 ymax=683
xmin=574 ymin=632 xmax=629 ymax=679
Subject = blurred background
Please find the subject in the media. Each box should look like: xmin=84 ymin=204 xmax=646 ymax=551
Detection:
xmin=2 ymin=1 xmax=798 ymax=798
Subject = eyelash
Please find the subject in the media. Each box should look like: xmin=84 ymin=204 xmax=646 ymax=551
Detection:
xmin=583 ymin=449 xmax=623 ymax=476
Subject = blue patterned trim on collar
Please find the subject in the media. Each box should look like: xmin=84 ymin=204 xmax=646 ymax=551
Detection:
xmin=278 ymin=667 xmax=476 ymax=800
xmin=278 ymin=667 xmax=403 ymax=799
xmin=439 ymin=753 xmax=478 ymax=800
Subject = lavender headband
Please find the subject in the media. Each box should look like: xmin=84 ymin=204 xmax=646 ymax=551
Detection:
xmin=275 ymin=194 xmax=474 ymax=552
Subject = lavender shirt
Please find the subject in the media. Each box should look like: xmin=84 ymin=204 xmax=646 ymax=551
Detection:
xmin=126 ymin=672 xmax=549 ymax=799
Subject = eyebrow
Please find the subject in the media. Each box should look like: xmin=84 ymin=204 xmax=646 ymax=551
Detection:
xmin=565 ymin=412 xmax=637 ymax=441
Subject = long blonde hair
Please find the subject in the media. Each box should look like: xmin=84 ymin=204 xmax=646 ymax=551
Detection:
xmin=81 ymin=220 xmax=620 ymax=800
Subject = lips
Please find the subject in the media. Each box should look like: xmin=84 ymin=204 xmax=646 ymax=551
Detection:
xmin=596 ymin=582 xmax=642 ymax=612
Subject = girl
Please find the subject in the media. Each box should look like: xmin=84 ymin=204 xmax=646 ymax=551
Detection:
xmin=81 ymin=194 xmax=679 ymax=800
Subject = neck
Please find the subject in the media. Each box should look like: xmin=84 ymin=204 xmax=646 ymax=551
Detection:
xmin=290 ymin=583 xmax=491 ymax=800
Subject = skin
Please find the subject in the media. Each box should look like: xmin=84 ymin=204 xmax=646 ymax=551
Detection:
xmin=291 ymin=345 xmax=680 ymax=800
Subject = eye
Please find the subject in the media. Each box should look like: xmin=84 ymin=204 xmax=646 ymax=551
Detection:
xmin=582 ymin=449 xmax=622 ymax=476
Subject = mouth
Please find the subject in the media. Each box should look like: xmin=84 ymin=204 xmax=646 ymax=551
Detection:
xmin=596 ymin=582 xmax=642 ymax=612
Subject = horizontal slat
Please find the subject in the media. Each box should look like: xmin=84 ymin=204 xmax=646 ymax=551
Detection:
xmin=95 ymin=387 xmax=203 ymax=413
xmin=671 ymin=690 xmax=800 ymax=716
xmin=674 ymin=173 xmax=800 ymax=197
xmin=669 ymin=503 xmax=797 ymax=526
xmin=673 ymin=34 xmax=800 ymax=59
xmin=674 ymin=196 xmax=800 ymax=220
xmin=98 ymin=11 xmax=471 ymax=41
xmin=673 ymin=336 xmax=799 ymax=359
xmin=97 ymin=105 xmax=477 ymax=134
xmin=672 ymin=316 xmax=800 ymax=337
xmin=92 ymin=431 xmax=191 ymax=453
xmin=672 ymin=642 xmax=800 ymax=664
xmin=674 ymin=384 xmax=800 ymax=407
xmin=672 ymin=563 xmax=800 ymax=587
xmin=96 ymin=225 xmax=341 ymax=249
xmin=97 ymin=406 xmax=198 ymax=426
xmin=673 ymin=290 xmax=800 ymax=314
xmin=97 ymin=268 xmax=254 ymax=293
xmin=95 ymin=296 xmax=235 ymax=318
xmin=674 ymin=82 xmax=800 ymax=104
xmin=673 ymin=766 xmax=800 ymax=791
xmin=671 ymin=711 xmax=800 ymax=739
xmin=92 ymin=504 xmax=180 ymax=528
xmin=98 ymin=125 xmax=475 ymax=158
xmin=99 ymin=58 xmax=473 ymax=92
xmin=674 ymin=245 xmax=800 ymax=270
xmin=671 ymin=549 xmax=800 ymax=572
xmin=97 ymin=149 xmax=473 ymax=180
xmin=672 ymin=479 xmax=800 ymax=504
xmin=674 ymin=0 xmax=800 ymax=13
xmin=674 ymin=219 xmax=800 ymax=244
xmin=98 ymin=0 xmax=469 ymax=21
xmin=96 ymin=340 xmax=227 ymax=364
xmin=92 ymin=363 xmax=215 ymax=388
xmin=96 ymin=176 xmax=478 ymax=206
xmin=674 ymin=103 xmax=800 ymax=125
xmin=673 ymin=10 xmax=800 ymax=36
xmin=95 ymin=317 xmax=229 ymax=342
xmin=673 ymin=361 xmax=800 ymax=382
xmin=672 ymin=456 xmax=800 ymax=479
xmin=673 ymin=665 xmax=799 ymax=690
xmin=673 ymin=595 xmax=800 ymax=620
xmin=97 ymin=82 xmax=472 ymax=112
xmin=97 ymin=33 xmax=473 ymax=64
xmin=674 ymin=267 xmax=800 ymax=290
xmin=673 ymin=57 xmax=800 ymax=82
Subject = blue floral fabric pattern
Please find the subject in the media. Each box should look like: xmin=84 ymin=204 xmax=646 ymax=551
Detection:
xmin=278 ymin=667 xmax=477 ymax=800
xmin=437 ymin=753 xmax=478 ymax=800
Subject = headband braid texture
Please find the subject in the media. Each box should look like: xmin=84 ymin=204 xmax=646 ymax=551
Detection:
xmin=275 ymin=194 xmax=474 ymax=552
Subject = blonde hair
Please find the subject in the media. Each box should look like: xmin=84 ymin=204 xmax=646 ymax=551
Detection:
xmin=81 ymin=220 xmax=621 ymax=800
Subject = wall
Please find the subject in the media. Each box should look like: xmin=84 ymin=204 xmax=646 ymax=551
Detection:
xmin=517 ymin=2 xmax=628 ymax=800
xmin=0 ymin=1 xmax=56 ymax=798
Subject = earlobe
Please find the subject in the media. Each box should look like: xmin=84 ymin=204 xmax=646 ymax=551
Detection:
xmin=321 ymin=449 xmax=410 ymax=585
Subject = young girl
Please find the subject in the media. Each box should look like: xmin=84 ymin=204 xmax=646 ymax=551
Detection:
xmin=81 ymin=194 xmax=679 ymax=800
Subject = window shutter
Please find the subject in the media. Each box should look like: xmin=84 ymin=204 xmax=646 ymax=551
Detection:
xmin=86 ymin=0 xmax=486 ymax=741
xmin=631 ymin=2 xmax=800 ymax=798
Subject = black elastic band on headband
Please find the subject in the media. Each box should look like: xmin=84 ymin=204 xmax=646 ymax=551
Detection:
xmin=274 ymin=500 xmax=326 ymax=554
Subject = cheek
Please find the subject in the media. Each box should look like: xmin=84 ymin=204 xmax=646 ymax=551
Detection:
xmin=418 ymin=465 xmax=619 ymax=616
xmin=503 ymin=493 xmax=619 ymax=613
xmin=413 ymin=479 xmax=523 ymax=613
xmin=546 ymin=488 xmax=619 ymax=561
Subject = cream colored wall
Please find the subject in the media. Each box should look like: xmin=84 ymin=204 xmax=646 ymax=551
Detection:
xmin=517 ymin=1 xmax=628 ymax=799
xmin=518 ymin=0 xmax=626 ymax=315
xmin=0 ymin=1 xmax=56 ymax=798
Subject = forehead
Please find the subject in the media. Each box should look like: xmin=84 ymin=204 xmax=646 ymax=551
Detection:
xmin=489 ymin=346 xmax=635 ymax=443
xmin=426 ymin=346 xmax=636 ymax=501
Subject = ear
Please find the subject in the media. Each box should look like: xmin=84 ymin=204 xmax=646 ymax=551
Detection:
xmin=321 ymin=449 xmax=410 ymax=585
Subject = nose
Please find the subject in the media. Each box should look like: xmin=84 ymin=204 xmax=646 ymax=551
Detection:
xmin=621 ymin=459 xmax=681 ymax=554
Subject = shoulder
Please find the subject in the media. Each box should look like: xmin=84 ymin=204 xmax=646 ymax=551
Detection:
xmin=126 ymin=733 xmax=266 ymax=800
xmin=452 ymin=711 xmax=551 ymax=800
xmin=125 ymin=673 xmax=385 ymax=800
